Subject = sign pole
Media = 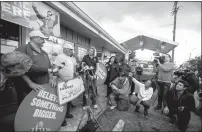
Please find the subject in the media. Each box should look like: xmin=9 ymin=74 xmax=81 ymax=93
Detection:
xmin=171 ymin=1 xmax=181 ymax=63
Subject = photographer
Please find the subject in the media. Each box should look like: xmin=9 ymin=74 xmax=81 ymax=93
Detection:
xmin=82 ymin=46 xmax=99 ymax=109
xmin=153 ymin=54 xmax=175 ymax=110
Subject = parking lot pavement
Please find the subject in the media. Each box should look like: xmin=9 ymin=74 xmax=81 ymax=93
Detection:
xmin=59 ymin=84 xmax=108 ymax=131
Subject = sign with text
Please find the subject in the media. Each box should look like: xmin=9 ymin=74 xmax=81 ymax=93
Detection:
xmin=96 ymin=62 xmax=107 ymax=86
xmin=1 ymin=2 xmax=60 ymax=37
xmin=14 ymin=84 xmax=67 ymax=131
xmin=57 ymin=76 xmax=85 ymax=105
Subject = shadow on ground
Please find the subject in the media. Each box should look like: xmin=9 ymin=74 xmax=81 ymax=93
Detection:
xmin=97 ymin=91 xmax=201 ymax=131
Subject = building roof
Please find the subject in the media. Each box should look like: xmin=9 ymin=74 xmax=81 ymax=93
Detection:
xmin=122 ymin=34 xmax=179 ymax=54
xmin=47 ymin=2 xmax=126 ymax=53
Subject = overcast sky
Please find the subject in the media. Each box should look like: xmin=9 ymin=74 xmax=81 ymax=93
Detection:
xmin=74 ymin=2 xmax=201 ymax=66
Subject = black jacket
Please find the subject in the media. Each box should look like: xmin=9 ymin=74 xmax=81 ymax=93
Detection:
xmin=105 ymin=62 xmax=119 ymax=84
xmin=165 ymin=89 xmax=196 ymax=112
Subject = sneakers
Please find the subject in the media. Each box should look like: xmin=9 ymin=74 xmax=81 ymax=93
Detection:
xmin=83 ymin=106 xmax=87 ymax=110
xmin=61 ymin=120 xmax=67 ymax=126
xmin=154 ymin=105 xmax=162 ymax=110
xmin=93 ymin=105 xmax=98 ymax=109
xmin=69 ymin=104 xmax=76 ymax=108
xmin=110 ymin=106 xmax=117 ymax=110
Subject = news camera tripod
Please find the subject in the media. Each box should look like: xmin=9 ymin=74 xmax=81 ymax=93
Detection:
xmin=76 ymin=67 xmax=103 ymax=132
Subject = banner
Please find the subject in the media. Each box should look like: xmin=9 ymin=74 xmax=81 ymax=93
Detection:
xmin=14 ymin=84 xmax=67 ymax=131
xmin=96 ymin=62 xmax=107 ymax=86
xmin=57 ymin=76 xmax=85 ymax=105
xmin=1 ymin=2 xmax=60 ymax=37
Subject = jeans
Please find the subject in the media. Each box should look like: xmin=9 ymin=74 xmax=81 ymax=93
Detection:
xmin=109 ymin=92 xmax=129 ymax=111
xmin=64 ymin=102 xmax=71 ymax=118
xmin=168 ymin=107 xmax=191 ymax=132
xmin=106 ymin=84 xmax=113 ymax=97
xmin=130 ymin=94 xmax=150 ymax=110
xmin=157 ymin=81 xmax=171 ymax=107
xmin=83 ymin=86 xmax=96 ymax=106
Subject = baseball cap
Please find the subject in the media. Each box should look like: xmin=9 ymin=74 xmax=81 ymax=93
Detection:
xmin=63 ymin=43 xmax=74 ymax=50
xmin=29 ymin=30 xmax=48 ymax=39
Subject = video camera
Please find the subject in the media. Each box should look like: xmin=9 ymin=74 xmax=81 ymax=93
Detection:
xmin=135 ymin=66 xmax=143 ymax=76
xmin=173 ymin=69 xmax=191 ymax=78
xmin=153 ymin=56 xmax=165 ymax=64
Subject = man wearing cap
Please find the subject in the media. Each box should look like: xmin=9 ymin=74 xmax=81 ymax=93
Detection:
xmin=52 ymin=43 xmax=77 ymax=126
xmin=109 ymin=67 xmax=131 ymax=111
xmin=14 ymin=30 xmax=56 ymax=104
xmin=163 ymin=80 xmax=196 ymax=132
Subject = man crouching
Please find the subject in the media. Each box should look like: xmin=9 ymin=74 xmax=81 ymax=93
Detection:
xmin=129 ymin=74 xmax=154 ymax=116
xmin=109 ymin=67 xmax=131 ymax=111
xmin=163 ymin=80 xmax=196 ymax=132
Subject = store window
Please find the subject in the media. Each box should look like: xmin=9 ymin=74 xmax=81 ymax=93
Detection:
xmin=0 ymin=19 xmax=19 ymax=54
xmin=77 ymin=46 xmax=88 ymax=62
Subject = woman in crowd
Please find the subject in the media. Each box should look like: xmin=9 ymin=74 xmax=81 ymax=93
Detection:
xmin=105 ymin=56 xmax=119 ymax=98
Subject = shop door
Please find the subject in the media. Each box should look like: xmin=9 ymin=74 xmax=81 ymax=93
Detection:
xmin=0 ymin=19 xmax=19 ymax=54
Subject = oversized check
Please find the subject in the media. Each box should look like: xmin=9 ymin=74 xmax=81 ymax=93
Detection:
xmin=57 ymin=76 xmax=85 ymax=105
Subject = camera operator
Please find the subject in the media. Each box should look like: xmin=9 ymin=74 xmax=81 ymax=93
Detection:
xmin=153 ymin=54 xmax=175 ymax=110
xmin=82 ymin=46 xmax=99 ymax=109
xmin=135 ymin=64 xmax=143 ymax=81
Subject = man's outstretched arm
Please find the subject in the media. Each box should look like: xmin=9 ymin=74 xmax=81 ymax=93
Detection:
xmin=32 ymin=3 xmax=45 ymax=20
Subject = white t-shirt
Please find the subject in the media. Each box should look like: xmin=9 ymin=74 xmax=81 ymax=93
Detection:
xmin=133 ymin=78 xmax=153 ymax=101
xmin=53 ymin=53 xmax=74 ymax=81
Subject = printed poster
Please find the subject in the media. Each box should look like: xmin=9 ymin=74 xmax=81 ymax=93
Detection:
xmin=1 ymin=2 xmax=60 ymax=37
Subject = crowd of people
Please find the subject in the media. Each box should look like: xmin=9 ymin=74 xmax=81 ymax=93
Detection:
xmin=0 ymin=30 xmax=201 ymax=132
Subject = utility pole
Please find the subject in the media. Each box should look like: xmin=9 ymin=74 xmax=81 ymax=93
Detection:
xmin=171 ymin=1 xmax=181 ymax=63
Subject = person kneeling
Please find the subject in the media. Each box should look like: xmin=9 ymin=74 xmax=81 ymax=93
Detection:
xmin=129 ymin=75 xmax=153 ymax=116
xmin=163 ymin=80 xmax=196 ymax=132
xmin=109 ymin=68 xmax=130 ymax=111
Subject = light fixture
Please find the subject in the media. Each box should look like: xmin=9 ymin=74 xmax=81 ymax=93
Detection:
xmin=139 ymin=35 xmax=143 ymax=46
xmin=160 ymin=43 xmax=165 ymax=50
xmin=140 ymin=41 xmax=143 ymax=46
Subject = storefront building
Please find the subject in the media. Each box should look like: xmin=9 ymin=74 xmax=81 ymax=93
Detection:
xmin=0 ymin=2 xmax=126 ymax=62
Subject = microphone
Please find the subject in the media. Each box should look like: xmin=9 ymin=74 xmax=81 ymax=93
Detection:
xmin=49 ymin=62 xmax=65 ymax=75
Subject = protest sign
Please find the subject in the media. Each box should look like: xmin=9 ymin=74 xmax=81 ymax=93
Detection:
xmin=96 ymin=62 xmax=107 ymax=86
xmin=57 ymin=76 xmax=85 ymax=105
xmin=14 ymin=83 xmax=67 ymax=131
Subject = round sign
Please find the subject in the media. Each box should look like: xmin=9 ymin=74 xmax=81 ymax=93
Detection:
xmin=96 ymin=62 xmax=107 ymax=86
xmin=14 ymin=84 xmax=67 ymax=131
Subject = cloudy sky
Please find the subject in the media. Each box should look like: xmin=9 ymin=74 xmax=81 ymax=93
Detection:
xmin=74 ymin=2 xmax=201 ymax=66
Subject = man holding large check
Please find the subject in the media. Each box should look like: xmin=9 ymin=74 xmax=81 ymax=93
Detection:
xmin=52 ymin=42 xmax=77 ymax=126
